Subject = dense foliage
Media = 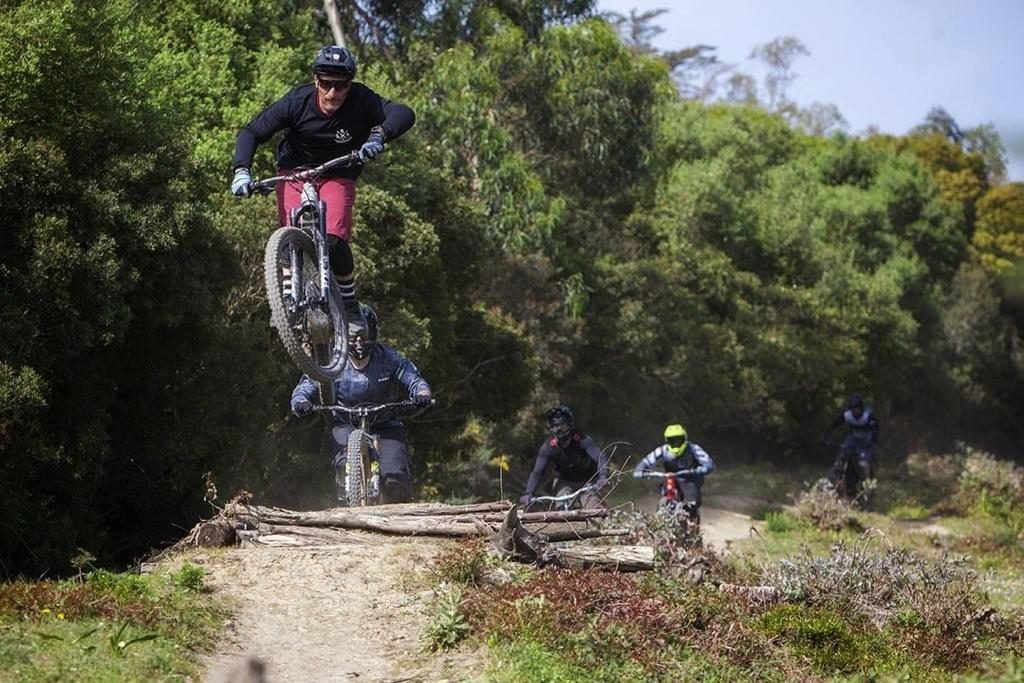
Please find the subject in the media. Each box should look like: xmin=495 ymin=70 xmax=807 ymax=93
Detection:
xmin=1 ymin=0 xmax=1022 ymax=576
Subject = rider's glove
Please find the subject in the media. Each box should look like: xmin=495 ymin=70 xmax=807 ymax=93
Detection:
xmin=518 ymin=493 xmax=533 ymax=505
xmin=231 ymin=167 xmax=253 ymax=197
xmin=291 ymin=397 xmax=313 ymax=417
xmin=633 ymin=470 xmax=647 ymax=479
xmin=359 ymin=127 xmax=385 ymax=161
xmin=413 ymin=391 xmax=433 ymax=408
xmin=694 ymin=465 xmax=709 ymax=476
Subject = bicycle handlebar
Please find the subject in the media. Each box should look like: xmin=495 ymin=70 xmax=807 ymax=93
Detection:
xmin=251 ymin=151 xmax=366 ymax=194
xmin=529 ymin=483 xmax=598 ymax=504
xmin=311 ymin=398 xmax=435 ymax=419
xmin=638 ymin=469 xmax=701 ymax=479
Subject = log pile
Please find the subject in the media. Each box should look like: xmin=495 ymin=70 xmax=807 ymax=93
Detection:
xmin=168 ymin=496 xmax=644 ymax=570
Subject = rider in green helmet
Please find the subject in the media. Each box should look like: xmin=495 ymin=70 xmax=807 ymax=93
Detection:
xmin=633 ymin=423 xmax=715 ymax=519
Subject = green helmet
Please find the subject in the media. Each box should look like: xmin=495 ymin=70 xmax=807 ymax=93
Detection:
xmin=664 ymin=424 xmax=688 ymax=455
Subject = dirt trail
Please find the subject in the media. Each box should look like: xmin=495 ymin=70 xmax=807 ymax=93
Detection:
xmin=198 ymin=503 xmax=760 ymax=683
xmin=200 ymin=531 xmax=472 ymax=683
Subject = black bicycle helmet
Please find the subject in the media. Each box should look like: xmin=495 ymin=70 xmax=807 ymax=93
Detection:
xmin=348 ymin=304 xmax=379 ymax=361
xmin=848 ymin=393 xmax=864 ymax=410
xmin=546 ymin=405 xmax=574 ymax=439
xmin=312 ymin=45 xmax=357 ymax=78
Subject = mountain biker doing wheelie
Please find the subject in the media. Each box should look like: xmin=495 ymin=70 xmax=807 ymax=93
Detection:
xmin=821 ymin=393 xmax=879 ymax=490
xmin=633 ymin=424 xmax=715 ymax=520
xmin=519 ymin=405 xmax=609 ymax=509
xmin=290 ymin=304 xmax=432 ymax=503
xmin=231 ymin=45 xmax=415 ymax=334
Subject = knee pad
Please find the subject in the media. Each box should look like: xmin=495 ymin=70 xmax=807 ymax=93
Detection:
xmin=327 ymin=235 xmax=353 ymax=276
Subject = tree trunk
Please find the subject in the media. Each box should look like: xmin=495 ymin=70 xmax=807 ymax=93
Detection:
xmin=323 ymin=0 xmax=345 ymax=46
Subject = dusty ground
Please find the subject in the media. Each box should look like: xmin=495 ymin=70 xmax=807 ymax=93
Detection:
xmin=197 ymin=503 xmax=760 ymax=683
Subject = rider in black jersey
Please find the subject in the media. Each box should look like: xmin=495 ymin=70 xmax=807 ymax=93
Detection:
xmin=519 ymin=405 xmax=608 ymax=508
xmin=231 ymin=45 xmax=415 ymax=333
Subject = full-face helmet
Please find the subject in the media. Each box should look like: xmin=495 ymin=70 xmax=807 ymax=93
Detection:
xmin=664 ymin=423 xmax=688 ymax=456
xmin=545 ymin=405 xmax=574 ymax=441
xmin=348 ymin=304 xmax=379 ymax=361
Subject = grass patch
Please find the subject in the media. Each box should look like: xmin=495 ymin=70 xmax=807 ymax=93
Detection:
xmin=0 ymin=562 xmax=224 ymax=681
xmin=763 ymin=510 xmax=797 ymax=534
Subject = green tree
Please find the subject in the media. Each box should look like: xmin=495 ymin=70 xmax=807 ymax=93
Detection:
xmin=972 ymin=183 xmax=1024 ymax=275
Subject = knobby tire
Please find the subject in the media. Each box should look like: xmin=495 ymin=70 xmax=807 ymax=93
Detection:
xmin=345 ymin=429 xmax=371 ymax=507
xmin=264 ymin=226 xmax=347 ymax=382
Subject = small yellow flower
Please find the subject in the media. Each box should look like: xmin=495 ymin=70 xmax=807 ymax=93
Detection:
xmin=40 ymin=608 xmax=51 ymax=615
xmin=57 ymin=613 xmax=65 ymax=620
xmin=489 ymin=454 xmax=511 ymax=472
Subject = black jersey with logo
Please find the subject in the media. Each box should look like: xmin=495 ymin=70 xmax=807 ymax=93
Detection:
xmin=232 ymin=82 xmax=415 ymax=179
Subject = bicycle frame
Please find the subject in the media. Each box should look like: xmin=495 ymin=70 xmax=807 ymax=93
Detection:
xmin=254 ymin=152 xmax=363 ymax=323
xmin=251 ymin=151 xmax=366 ymax=382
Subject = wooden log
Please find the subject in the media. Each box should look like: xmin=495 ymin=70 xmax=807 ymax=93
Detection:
xmin=195 ymin=519 xmax=236 ymax=547
xmin=231 ymin=505 xmax=495 ymax=537
xmin=717 ymin=583 xmax=782 ymax=604
xmin=491 ymin=507 xmax=559 ymax=565
xmin=542 ymin=528 xmax=630 ymax=542
xmin=556 ymin=545 xmax=655 ymax=572
xmin=357 ymin=501 xmax=514 ymax=516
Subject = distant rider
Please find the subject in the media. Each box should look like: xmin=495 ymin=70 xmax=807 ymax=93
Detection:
xmin=633 ymin=424 xmax=715 ymax=519
xmin=821 ymin=393 xmax=879 ymax=486
xmin=519 ymin=405 xmax=609 ymax=509
xmin=291 ymin=304 xmax=432 ymax=503
xmin=231 ymin=45 xmax=415 ymax=333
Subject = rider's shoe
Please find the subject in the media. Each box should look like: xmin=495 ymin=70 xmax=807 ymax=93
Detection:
xmin=344 ymin=298 xmax=367 ymax=337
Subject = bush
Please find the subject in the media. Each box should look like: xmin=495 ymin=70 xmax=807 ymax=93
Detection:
xmin=957 ymin=450 xmax=1024 ymax=525
xmin=430 ymin=537 xmax=491 ymax=586
xmin=758 ymin=530 xmax=1012 ymax=671
xmin=171 ymin=563 xmax=205 ymax=593
xmin=791 ymin=480 xmax=862 ymax=532
xmin=764 ymin=511 xmax=797 ymax=534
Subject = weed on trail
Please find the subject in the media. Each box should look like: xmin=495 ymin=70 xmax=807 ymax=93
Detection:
xmin=0 ymin=562 xmax=224 ymax=681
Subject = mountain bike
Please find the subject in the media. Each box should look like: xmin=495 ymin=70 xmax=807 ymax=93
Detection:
xmin=826 ymin=443 xmax=876 ymax=505
xmin=637 ymin=469 xmax=702 ymax=519
xmin=313 ymin=399 xmax=432 ymax=507
xmin=523 ymin=484 xmax=599 ymax=512
xmin=250 ymin=151 xmax=366 ymax=383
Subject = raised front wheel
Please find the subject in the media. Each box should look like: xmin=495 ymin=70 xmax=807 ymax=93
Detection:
xmin=264 ymin=227 xmax=347 ymax=381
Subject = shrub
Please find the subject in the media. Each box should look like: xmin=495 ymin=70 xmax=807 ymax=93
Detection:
xmin=424 ymin=586 xmax=470 ymax=651
xmin=171 ymin=563 xmax=205 ymax=593
xmin=791 ymin=480 xmax=862 ymax=532
xmin=764 ymin=511 xmax=796 ymax=533
xmin=430 ymin=537 xmax=491 ymax=586
xmin=758 ymin=530 xmax=1012 ymax=671
xmin=956 ymin=450 xmax=1024 ymax=528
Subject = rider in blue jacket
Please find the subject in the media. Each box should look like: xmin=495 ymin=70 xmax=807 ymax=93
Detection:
xmin=291 ymin=304 xmax=432 ymax=503
xmin=822 ymin=393 xmax=879 ymax=486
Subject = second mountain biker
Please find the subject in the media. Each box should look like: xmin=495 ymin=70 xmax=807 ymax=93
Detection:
xmin=290 ymin=305 xmax=432 ymax=503
xmin=230 ymin=45 xmax=415 ymax=334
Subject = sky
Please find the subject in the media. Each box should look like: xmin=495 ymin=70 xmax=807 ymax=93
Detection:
xmin=596 ymin=0 xmax=1024 ymax=181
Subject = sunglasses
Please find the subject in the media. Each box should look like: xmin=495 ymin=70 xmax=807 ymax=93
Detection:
xmin=317 ymin=77 xmax=352 ymax=92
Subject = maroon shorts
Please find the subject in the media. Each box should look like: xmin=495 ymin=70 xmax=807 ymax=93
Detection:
xmin=276 ymin=175 xmax=357 ymax=241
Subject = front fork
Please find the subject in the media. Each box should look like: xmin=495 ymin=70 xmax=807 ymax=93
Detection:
xmin=286 ymin=182 xmax=331 ymax=311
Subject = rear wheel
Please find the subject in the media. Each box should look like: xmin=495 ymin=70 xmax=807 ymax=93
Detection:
xmin=264 ymin=226 xmax=346 ymax=382
xmin=345 ymin=429 xmax=371 ymax=507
